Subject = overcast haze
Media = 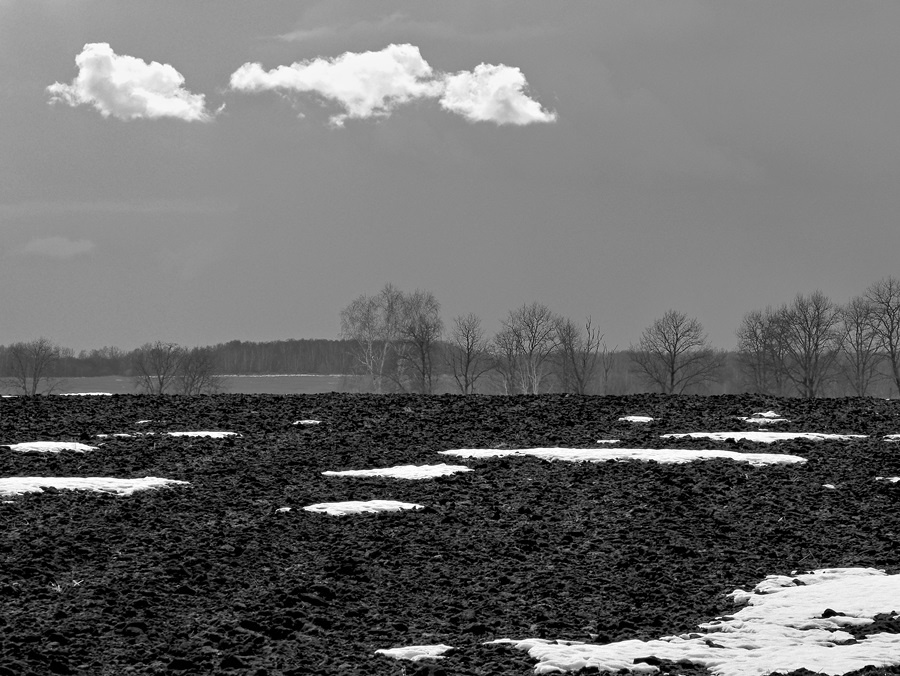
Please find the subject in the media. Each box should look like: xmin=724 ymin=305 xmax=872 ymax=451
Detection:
xmin=2 ymin=1 xmax=899 ymax=353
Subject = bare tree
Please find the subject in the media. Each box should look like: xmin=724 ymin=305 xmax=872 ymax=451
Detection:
xmin=555 ymin=316 xmax=603 ymax=394
xmin=490 ymin=325 xmax=521 ymax=395
xmin=631 ymin=310 xmax=723 ymax=394
xmin=446 ymin=313 xmax=492 ymax=394
xmin=339 ymin=284 xmax=405 ymax=393
xmin=838 ymin=296 xmax=883 ymax=396
xmin=2 ymin=337 xmax=62 ymax=395
xmin=777 ymin=291 xmax=844 ymax=398
xmin=132 ymin=341 xmax=185 ymax=394
xmin=597 ymin=342 xmax=618 ymax=394
xmin=865 ymin=276 xmax=900 ymax=396
xmin=177 ymin=347 xmax=225 ymax=395
xmin=397 ymin=289 xmax=443 ymax=394
xmin=500 ymin=302 xmax=559 ymax=394
xmin=736 ymin=307 xmax=790 ymax=395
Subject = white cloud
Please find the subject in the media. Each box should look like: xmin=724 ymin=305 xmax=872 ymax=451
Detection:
xmin=440 ymin=63 xmax=557 ymax=125
xmin=14 ymin=236 xmax=95 ymax=259
xmin=229 ymin=43 xmax=443 ymax=126
xmin=47 ymin=43 xmax=212 ymax=122
xmin=229 ymin=43 xmax=556 ymax=127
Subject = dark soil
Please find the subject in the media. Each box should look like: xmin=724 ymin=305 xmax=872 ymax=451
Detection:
xmin=2 ymin=393 xmax=900 ymax=676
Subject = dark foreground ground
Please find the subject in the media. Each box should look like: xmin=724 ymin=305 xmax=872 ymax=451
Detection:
xmin=1 ymin=393 xmax=899 ymax=676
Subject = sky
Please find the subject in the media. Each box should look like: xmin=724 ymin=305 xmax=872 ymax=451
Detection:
xmin=2 ymin=1 xmax=900 ymax=353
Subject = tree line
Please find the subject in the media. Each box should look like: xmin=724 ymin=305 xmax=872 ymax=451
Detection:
xmin=4 ymin=276 xmax=900 ymax=397
xmin=339 ymin=279 xmax=900 ymax=398
xmin=0 ymin=338 xmax=352 ymax=395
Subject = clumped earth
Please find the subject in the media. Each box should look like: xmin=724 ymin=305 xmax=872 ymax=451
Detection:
xmin=1 ymin=393 xmax=900 ymax=676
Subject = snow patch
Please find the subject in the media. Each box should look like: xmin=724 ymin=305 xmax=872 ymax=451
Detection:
xmin=662 ymin=431 xmax=865 ymax=443
xmin=0 ymin=476 xmax=189 ymax=497
xmin=303 ymin=500 xmax=425 ymax=516
xmin=60 ymin=392 xmax=113 ymax=396
xmin=166 ymin=431 xmax=239 ymax=438
xmin=293 ymin=420 xmax=322 ymax=426
xmin=492 ymin=568 xmax=900 ymax=676
xmin=619 ymin=415 xmax=653 ymax=423
xmin=439 ymin=448 xmax=806 ymax=467
xmin=322 ymin=464 xmax=472 ymax=480
xmin=737 ymin=412 xmax=790 ymax=424
xmin=375 ymin=644 xmax=454 ymax=661
xmin=4 ymin=441 xmax=97 ymax=453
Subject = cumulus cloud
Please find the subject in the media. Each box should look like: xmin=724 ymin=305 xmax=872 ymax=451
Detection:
xmin=14 ymin=237 xmax=95 ymax=259
xmin=440 ymin=63 xmax=557 ymax=125
xmin=47 ymin=43 xmax=212 ymax=122
xmin=230 ymin=43 xmax=443 ymax=126
xmin=229 ymin=43 xmax=556 ymax=126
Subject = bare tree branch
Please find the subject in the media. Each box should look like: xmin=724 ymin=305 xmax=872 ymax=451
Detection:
xmin=776 ymin=291 xmax=844 ymax=398
xmin=865 ymin=276 xmax=900 ymax=396
xmin=446 ymin=313 xmax=492 ymax=394
xmin=397 ymin=289 xmax=443 ymax=394
xmin=494 ymin=302 xmax=559 ymax=394
xmin=131 ymin=341 xmax=184 ymax=394
xmin=1 ymin=337 xmax=63 ymax=396
xmin=177 ymin=347 xmax=226 ymax=395
xmin=555 ymin=316 xmax=603 ymax=394
xmin=838 ymin=296 xmax=883 ymax=396
xmin=631 ymin=310 xmax=723 ymax=394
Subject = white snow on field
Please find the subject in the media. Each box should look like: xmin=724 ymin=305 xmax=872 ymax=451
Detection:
xmin=596 ymin=439 xmax=621 ymax=444
xmin=619 ymin=415 xmax=653 ymax=423
xmin=60 ymin=392 xmax=113 ymax=396
xmin=136 ymin=420 xmax=152 ymax=424
xmin=439 ymin=448 xmax=805 ymax=467
xmin=0 ymin=476 xmax=190 ymax=497
xmin=662 ymin=431 xmax=866 ymax=443
xmin=97 ymin=431 xmax=240 ymax=438
xmin=293 ymin=419 xmax=322 ymax=425
xmin=322 ymin=464 xmax=473 ymax=479
xmin=4 ymin=441 xmax=97 ymax=453
xmin=492 ymin=568 xmax=900 ymax=676
xmin=303 ymin=500 xmax=425 ymax=516
xmin=876 ymin=476 xmax=900 ymax=483
xmin=884 ymin=434 xmax=900 ymax=441
xmin=737 ymin=411 xmax=790 ymax=424
xmin=375 ymin=644 xmax=454 ymax=661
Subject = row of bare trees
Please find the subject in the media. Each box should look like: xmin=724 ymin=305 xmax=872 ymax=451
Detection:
xmin=341 ymin=278 xmax=900 ymax=398
xmin=339 ymin=284 xmax=445 ymax=394
xmin=736 ymin=277 xmax=900 ymax=398
xmin=340 ymin=284 xmax=617 ymax=395
xmin=7 ymin=276 xmax=900 ymax=398
xmin=0 ymin=339 xmax=223 ymax=396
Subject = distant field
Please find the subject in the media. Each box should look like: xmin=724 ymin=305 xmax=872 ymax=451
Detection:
xmin=48 ymin=374 xmax=363 ymax=395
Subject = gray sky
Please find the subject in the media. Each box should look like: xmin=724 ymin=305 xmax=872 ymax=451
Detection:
xmin=2 ymin=1 xmax=899 ymax=352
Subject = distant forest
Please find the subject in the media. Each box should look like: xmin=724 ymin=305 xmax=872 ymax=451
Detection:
xmin=44 ymin=339 xmax=355 ymax=378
